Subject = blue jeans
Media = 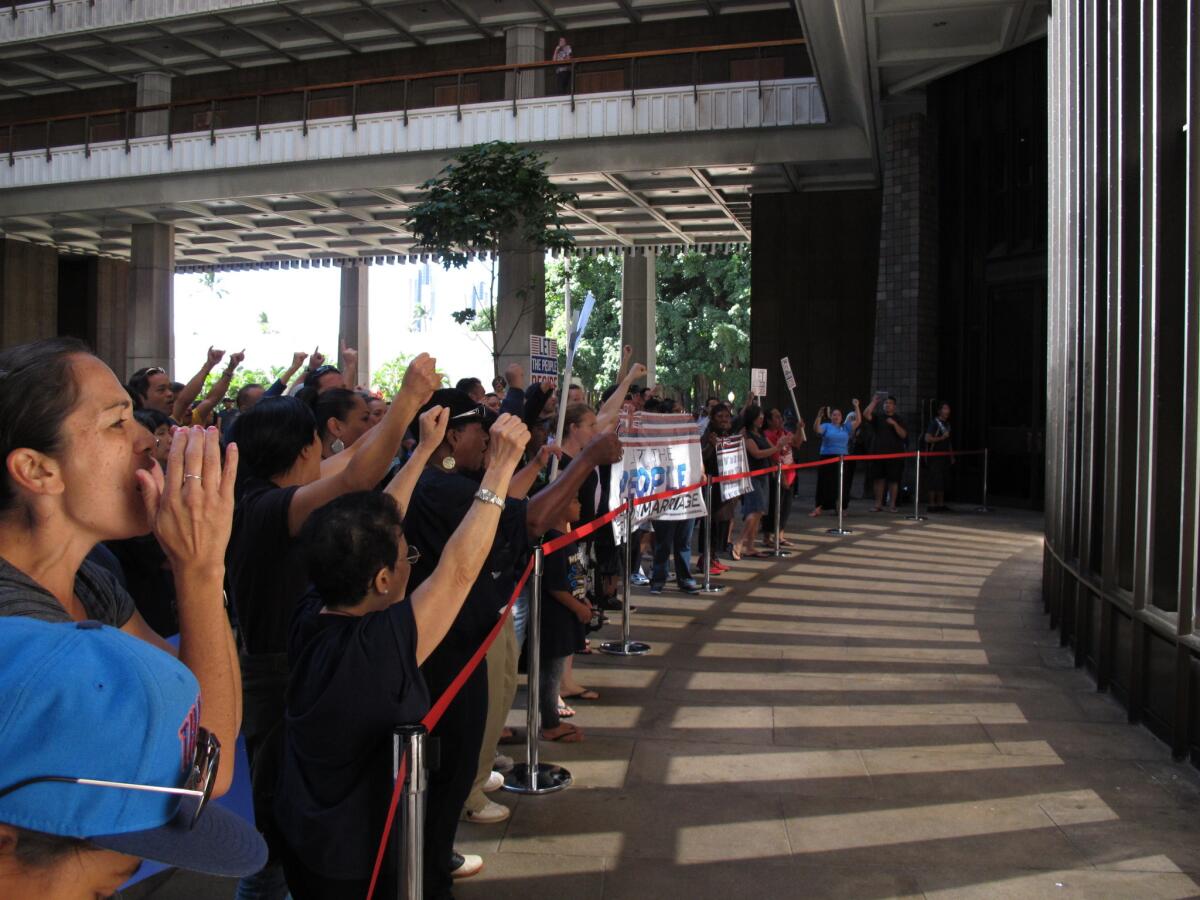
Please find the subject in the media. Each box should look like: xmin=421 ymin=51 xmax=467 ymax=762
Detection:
xmin=651 ymin=519 xmax=694 ymax=586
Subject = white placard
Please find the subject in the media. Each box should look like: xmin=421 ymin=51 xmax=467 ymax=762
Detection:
xmin=717 ymin=437 xmax=753 ymax=502
xmin=751 ymin=368 xmax=768 ymax=398
xmin=609 ymin=412 xmax=708 ymax=543
xmin=780 ymin=356 xmax=796 ymax=391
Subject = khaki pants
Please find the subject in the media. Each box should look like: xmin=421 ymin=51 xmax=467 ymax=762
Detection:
xmin=463 ymin=617 xmax=518 ymax=813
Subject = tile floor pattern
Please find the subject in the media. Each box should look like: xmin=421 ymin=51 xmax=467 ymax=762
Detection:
xmin=130 ymin=508 xmax=1200 ymax=899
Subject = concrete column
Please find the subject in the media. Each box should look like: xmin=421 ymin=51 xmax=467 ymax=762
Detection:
xmin=90 ymin=257 xmax=130 ymax=380
xmin=339 ymin=264 xmax=370 ymax=389
xmin=621 ymin=250 xmax=656 ymax=387
xmin=504 ymin=25 xmax=546 ymax=100
xmin=870 ymin=104 xmax=939 ymax=430
xmin=135 ymin=71 xmax=171 ymax=138
xmin=0 ymin=238 xmax=58 ymax=346
xmin=495 ymin=231 xmax=545 ymax=377
xmin=126 ymin=223 xmax=174 ymax=377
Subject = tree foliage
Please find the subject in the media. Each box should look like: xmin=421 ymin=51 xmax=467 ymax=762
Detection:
xmin=655 ymin=249 xmax=751 ymax=407
xmin=201 ymin=366 xmax=285 ymax=399
xmin=545 ymin=255 xmax=624 ymax=395
xmin=371 ymin=353 xmax=415 ymax=397
xmin=405 ymin=142 xmax=578 ymax=268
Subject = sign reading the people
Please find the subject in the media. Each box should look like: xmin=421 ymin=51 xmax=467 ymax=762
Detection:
xmin=610 ymin=412 xmax=707 ymax=543
xmin=717 ymin=437 xmax=753 ymax=501
xmin=529 ymin=335 xmax=559 ymax=387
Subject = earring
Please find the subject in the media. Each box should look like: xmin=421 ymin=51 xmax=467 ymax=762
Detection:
xmin=331 ymin=438 xmax=345 ymax=454
xmin=441 ymin=455 xmax=457 ymax=470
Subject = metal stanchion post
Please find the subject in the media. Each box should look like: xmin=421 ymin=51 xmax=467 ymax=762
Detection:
xmin=906 ymin=450 xmax=926 ymax=521
xmin=974 ymin=448 xmax=991 ymax=512
xmin=601 ymin=502 xmax=651 ymax=656
xmin=393 ymin=724 xmax=427 ymax=900
xmin=504 ymin=546 xmax=572 ymax=794
xmin=701 ymin=481 xmax=724 ymax=593
xmin=826 ymin=457 xmax=853 ymax=536
xmin=768 ymin=457 xmax=791 ymax=557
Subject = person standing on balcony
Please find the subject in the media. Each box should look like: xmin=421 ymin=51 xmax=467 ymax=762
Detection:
xmin=553 ymin=36 xmax=573 ymax=94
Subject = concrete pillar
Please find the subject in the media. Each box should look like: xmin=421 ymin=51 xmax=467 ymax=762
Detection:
xmin=339 ymin=264 xmax=370 ymax=389
xmin=504 ymin=25 xmax=546 ymax=100
xmin=0 ymin=238 xmax=58 ymax=346
xmin=870 ymin=104 xmax=939 ymax=430
xmin=621 ymin=250 xmax=656 ymax=387
xmin=495 ymin=230 xmax=545 ymax=377
xmin=135 ymin=71 xmax=171 ymax=138
xmin=91 ymin=257 xmax=130 ymax=380
xmin=127 ymin=223 xmax=174 ymax=377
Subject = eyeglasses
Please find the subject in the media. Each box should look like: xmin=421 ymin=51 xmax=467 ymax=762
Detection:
xmin=131 ymin=367 xmax=167 ymax=380
xmin=404 ymin=545 xmax=421 ymax=565
xmin=0 ymin=727 xmax=220 ymax=831
xmin=309 ymin=364 xmax=341 ymax=379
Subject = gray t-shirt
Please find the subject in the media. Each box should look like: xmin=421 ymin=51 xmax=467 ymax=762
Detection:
xmin=0 ymin=555 xmax=135 ymax=627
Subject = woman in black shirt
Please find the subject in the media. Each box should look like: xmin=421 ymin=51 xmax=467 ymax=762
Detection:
xmin=276 ymin=413 xmax=531 ymax=900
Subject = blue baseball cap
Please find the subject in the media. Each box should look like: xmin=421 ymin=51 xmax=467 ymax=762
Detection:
xmin=0 ymin=618 xmax=266 ymax=876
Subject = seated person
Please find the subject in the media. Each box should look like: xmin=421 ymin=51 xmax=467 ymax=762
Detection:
xmin=0 ymin=617 xmax=266 ymax=898
xmin=274 ymin=413 xmax=531 ymax=900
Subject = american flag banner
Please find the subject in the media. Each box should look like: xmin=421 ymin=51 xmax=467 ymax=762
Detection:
xmin=608 ymin=411 xmax=708 ymax=543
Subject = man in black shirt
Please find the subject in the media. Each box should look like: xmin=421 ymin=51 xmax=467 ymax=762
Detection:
xmin=864 ymin=394 xmax=908 ymax=512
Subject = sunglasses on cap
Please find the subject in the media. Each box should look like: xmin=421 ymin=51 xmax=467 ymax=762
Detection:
xmin=131 ymin=367 xmax=167 ymax=380
xmin=0 ymin=726 xmax=220 ymax=831
xmin=450 ymin=404 xmax=487 ymax=423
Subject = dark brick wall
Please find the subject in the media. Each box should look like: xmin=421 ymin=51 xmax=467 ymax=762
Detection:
xmin=870 ymin=111 xmax=939 ymax=434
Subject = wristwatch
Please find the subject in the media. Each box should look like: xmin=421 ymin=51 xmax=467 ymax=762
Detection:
xmin=475 ymin=487 xmax=505 ymax=509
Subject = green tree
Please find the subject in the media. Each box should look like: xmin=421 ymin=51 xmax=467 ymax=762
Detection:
xmin=201 ymin=366 xmax=284 ymax=399
xmin=655 ymin=249 xmax=752 ymax=409
xmin=371 ymin=353 xmax=415 ymax=396
xmin=406 ymin=142 xmax=578 ymax=375
xmin=545 ymin=254 xmax=623 ymax=395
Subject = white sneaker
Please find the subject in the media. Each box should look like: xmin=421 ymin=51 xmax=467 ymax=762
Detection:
xmin=450 ymin=851 xmax=484 ymax=878
xmin=483 ymin=770 xmax=504 ymax=792
xmin=462 ymin=799 xmax=511 ymax=824
xmin=492 ymin=753 xmax=514 ymax=773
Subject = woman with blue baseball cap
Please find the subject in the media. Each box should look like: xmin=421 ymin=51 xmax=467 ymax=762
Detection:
xmin=0 ymin=617 xmax=266 ymax=898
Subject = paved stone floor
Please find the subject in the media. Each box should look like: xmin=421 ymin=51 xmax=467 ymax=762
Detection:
xmin=132 ymin=506 xmax=1200 ymax=899
xmin=456 ymin=508 xmax=1200 ymax=900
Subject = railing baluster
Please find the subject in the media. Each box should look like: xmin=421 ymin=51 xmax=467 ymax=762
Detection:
xmin=301 ymin=90 xmax=309 ymax=136
xmin=255 ymin=95 xmax=262 ymax=141
xmin=44 ymin=120 xmax=51 ymax=162
xmin=208 ymin=99 xmax=217 ymax=145
xmin=630 ymin=57 xmax=636 ymax=107
xmin=7 ymin=124 xmax=14 ymax=168
xmin=456 ymin=73 xmax=463 ymax=122
xmin=351 ymin=84 xmax=358 ymax=131
xmin=403 ymin=79 xmax=409 ymax=127
xmin=83 ymin=114 xmax=90 ymax=158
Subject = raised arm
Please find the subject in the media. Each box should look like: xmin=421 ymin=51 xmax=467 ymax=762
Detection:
xmin=744 ymin=433 xmax=780 ymax=460
xmin=509 ymin=444 xmax=561 ymax=499
xmin=384 ymin=405 xmax=447 ymax=512
xmin=500 ymin=363 xmax=527 ymax=417
xmin=287 ymin=354 xmax=442 ymax=535
xmin=172 ymin=346 xmax=224 ymax=422
xmin=340 ymin=340 xmax=359 ymax=390
xmin=596 ymin=362 xmax=646 ymax=430
xmin=849 ymin=399 xmax=863 ymax=434
xmin=863 ymin=395 xmax=880 ymax=422
xmin=192 ymin=350 xmax=243 ymax=425
xmin=287 ymin=346 xmax=325 ymax=397
xmin=813 ymin=407 xmax=826 ymax=435
xmin=525 ymin=429 xmax=622 ymax=536
xmin=616 ymin=344 xmax=633 ymax=382
xmin=409 ymin=414 xmax=529 ymax=663
xmin=266 ymin=351 xmax=308 ymax=398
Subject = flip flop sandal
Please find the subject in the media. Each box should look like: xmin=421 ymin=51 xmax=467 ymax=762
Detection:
xmin=541 ymin=723 xmax=584 ymax=742
xmin=562 ymin=689 xmax=600 ymax=701
xmin=558 ymin=704 xmax=576 ymax=718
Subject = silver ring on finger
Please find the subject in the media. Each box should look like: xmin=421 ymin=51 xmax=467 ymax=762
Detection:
xmin=184 ymin=474 xmax=203 ymax=482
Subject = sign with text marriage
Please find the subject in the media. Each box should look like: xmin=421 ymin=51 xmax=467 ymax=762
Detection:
xmin=609 ymin=412 xmax=707 ymax=543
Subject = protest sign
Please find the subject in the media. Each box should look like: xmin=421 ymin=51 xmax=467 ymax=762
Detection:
xmin=717 ymin=437 xmax=753 ymax=502
xmin=751 ymin=368 xmax=768 ymax=398
xmin=529 ymin=335 xmax=559 ymax=387
xmin=609 ymin=412 xmax=707 ymax=543
xmin=780 ymin=356 xmax=796 ymax=390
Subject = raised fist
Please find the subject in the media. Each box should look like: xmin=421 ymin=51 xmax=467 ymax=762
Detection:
xmin=418 ymin=404 xmax=449 ymax=448
xmin=584 ymin=427 xmax=622 ymax=465
xmin=488 ymin=413 xmax=531 ymax=470
xmin=292 ymin=351 xmax=309 ymax=368
xmin=399 ymin=353 xmax=442 ymax=404
xmin=207 ymin=346 xmax=225 ymax=367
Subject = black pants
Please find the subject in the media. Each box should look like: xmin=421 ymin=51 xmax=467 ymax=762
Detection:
xmin=239 ymin=653 xmax=290 ymax=861
xmin=279 ymin=839 xmax=397 ymax=900
xmin=419 ymin=645 xmax=488 ymax=900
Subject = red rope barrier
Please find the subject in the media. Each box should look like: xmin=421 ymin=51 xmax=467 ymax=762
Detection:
xmin=366 ymin=445 xmax=987 ymax=895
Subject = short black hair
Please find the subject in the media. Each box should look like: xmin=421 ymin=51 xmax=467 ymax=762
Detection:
xmin=230 ymin=396 xmax=317 ymax=481
xmin=235 ymin=383 xmax=264 ymax=410
xmin=0 ymin=337 xmax=88 ymax=513
xmin=643 ymin=397 xmax=664 ymax=413
xmin=455 ymin=377 xmax=483 ymax=393
xmin=134 ymin=408 xmax=170 ymax=434
xmin=743 ymin=404 xmax=764 ymax=432
xmin=301 ymin=491 xmax=404 ymax=608
xmin=126 ymin=365 xmax=167 ymax=406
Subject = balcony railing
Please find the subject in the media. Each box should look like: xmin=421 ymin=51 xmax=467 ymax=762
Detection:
xmin=0 ymin=38 xmax=809 ymax=165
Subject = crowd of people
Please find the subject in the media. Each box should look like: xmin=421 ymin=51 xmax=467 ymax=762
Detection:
xmin=0 ymin=336 xmax=957 ymax=900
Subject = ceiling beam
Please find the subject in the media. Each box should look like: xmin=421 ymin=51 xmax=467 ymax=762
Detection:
xmin=686 ymin=167 xmax=751 ymax=240
xmin=601 ymin=173 xmax=694 ymax=245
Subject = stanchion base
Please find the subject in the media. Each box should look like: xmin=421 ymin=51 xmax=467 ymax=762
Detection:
xmin=502 ymin=763 xmax=572 ymax=795
xmin=974 ymin=506 xmax=992 ymax=513
xmin=700 ymin=584 xmax=726 ymax=594
xmin=599 ymin=640 xmax=652 ymax=656
xmin=767 ymin=549 xmax=792 ymax=557
xmin=825 ymin=528 xmax=854 ymax=536
xmin=905 ymin=514 xmax=927 ymax=522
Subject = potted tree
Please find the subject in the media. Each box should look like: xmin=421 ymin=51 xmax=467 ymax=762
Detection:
xmin=405 ymin=141 xmax=578 ymax=375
